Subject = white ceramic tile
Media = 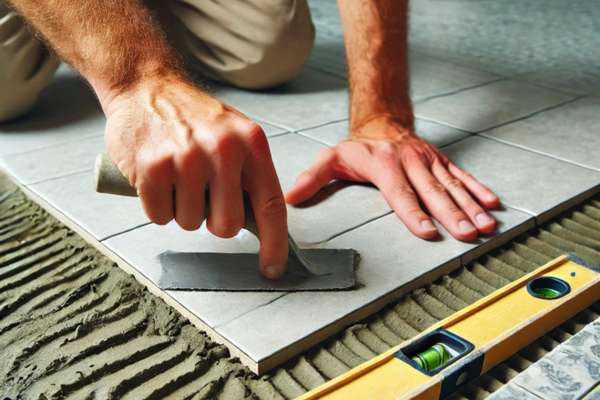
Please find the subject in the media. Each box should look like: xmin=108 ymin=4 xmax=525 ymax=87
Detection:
xmin=211 ymin=68 xmax=348 ymax=131
xmin=515 ymin=66 xmax=600 ymax=96
xmin=268 ymin=133 xmax=390 ymax=244
xmin=103 ymin=221 xmax=282 ymax=327
xmin=415 ymin=80 xmax=574 ymax=133
xmin=256 ymin=121 xmax=287 ymax=137
xmin=410 ymin=53 xmax=499 ymax=101
xmin=0 ymin=136 xmax=104 ymax=184
xmin=298 ymin=118 xmax=470 ymax=147
xmin=29 ymin=170 xmax=148 ymax=240
xmin=483 ymin=97 xmax=600 ymax=171
xmin=442 ymin=136 xmax=600 ymax=217
xmin=0 ymin=65 xmax=104 ymax=156
xmin=461 ymin=207 xmax=535 ymax=265
xmin=217 ymin=206 xmax=532 ymax=365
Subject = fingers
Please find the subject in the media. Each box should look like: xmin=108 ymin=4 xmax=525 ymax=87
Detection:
xmin=285 ymin=149 xmax=336 ymax=205
xmin=448 ymin=162 xmax=500 ymax=209
xmin=243 ymin=129 xmax=288 ymax=280
xmin=404 ymin=153 xmax=478 ymax=241
xmin=431 ymin=160 xmax=496 ymax=234
xmin=370 ymin=166 xmax=439 ymax=240
xmin=137 ymin=153 xmax=176 ymax=225
xmin=207 ymin=168 xmax=244 ymax=238
xmin=174 ymin=149 xmax=208 ymax=231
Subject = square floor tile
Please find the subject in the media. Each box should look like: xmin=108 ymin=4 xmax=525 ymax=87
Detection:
xmin=442 ymin=136 xmax=600 ymax=220
xmin=29 ymin=171 xmax=149 ymax=240
xmin=410 ymin=53 xmax=499 ymax=101
xmin=103 ymin=222 xmax=282 ymax=328
xmin=269 ymin=134 xmax=390 ymax=244
xmin=1 ymin=135 xmax=104 ymax=185
xmin=415 ymin=80 xmax=574 ymax=133
xmin=298 ymin=118 xmax=470 ymax=147
xmin=0 ymin=65 xmax=104 ymax=156
xmin=211 ymin=68 xmax=348 ymax=131
xmin=216 ymin=206 xmax=532 ymax=371
xmin=483 ymin=97 xmax=600 ymax=171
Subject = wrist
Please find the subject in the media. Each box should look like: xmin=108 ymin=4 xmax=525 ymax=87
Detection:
xmin=350 ymin=113 xmax=416 ymax=141
xmin=90 ymin=62 xmax=186 ymax=114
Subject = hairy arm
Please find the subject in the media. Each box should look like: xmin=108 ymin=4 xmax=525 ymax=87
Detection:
xmin=287 ymin=0 xmax=500 ymax=241
xmin=8 ymin=0 xmax=289 ymax=279
xmin=7 ymin=0 xmax=179 ymax=100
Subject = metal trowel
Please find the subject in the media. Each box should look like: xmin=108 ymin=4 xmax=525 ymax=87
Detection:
xmin=94 ymin=153 xmax=357 ymax=291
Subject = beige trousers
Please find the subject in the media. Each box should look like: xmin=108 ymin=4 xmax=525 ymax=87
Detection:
xmin=0 ymin=0 xmax=315 ymax=121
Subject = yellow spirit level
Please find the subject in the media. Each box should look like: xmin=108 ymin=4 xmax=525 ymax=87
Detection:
xmin=300 ymin=255 xmax=600 ymax=400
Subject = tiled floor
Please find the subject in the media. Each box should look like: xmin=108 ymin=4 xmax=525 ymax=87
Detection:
xmin=1 ymin=0 xmax=599 ymax=374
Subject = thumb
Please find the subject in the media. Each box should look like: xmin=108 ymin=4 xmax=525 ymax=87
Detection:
xmin=285 ymin=149 xmax=337 ymax=205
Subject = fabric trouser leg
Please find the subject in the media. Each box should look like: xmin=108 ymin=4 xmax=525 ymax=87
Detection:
xmin=0 ymin=1 xmax=59 ymax=122
xmin=162 ymin=0 xmax=315 ymax=89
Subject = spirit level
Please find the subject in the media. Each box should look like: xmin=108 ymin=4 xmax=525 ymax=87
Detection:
xmin=300 ymin=255 xmax=600 ymax=400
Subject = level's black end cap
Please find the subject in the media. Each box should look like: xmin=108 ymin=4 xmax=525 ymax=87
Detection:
xmin=567 ymin=254 xmax=600 ymax=272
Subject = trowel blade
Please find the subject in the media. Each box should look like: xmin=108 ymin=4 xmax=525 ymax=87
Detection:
xmin=158 ymin=248 xmax=357 ymax=291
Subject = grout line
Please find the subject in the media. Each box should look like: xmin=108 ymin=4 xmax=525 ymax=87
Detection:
xmin=478 ymin=133 xmax=600 ymax=173
xmin=25 ymin=168 xmax=92 ymax=186
xmin=267 ymin=131 xmax=293 ymax=139
xmin=413 ymin=77 xmax=508 ymax=105
xmin=0 ymin=132 xmax=103 ymax=158
xmin=100 ymin=221 xmax=152 ymax=242
xmin=213 ymin=293 xmax=289 ymax=329
xmin=25 ymin=168 xmax=93 ymax=186
xmin=474 ymin=95 xmax=585 ymax=135
xmin=314 ymin=210 xmax=394 ymax=245
xmin=295 ymin=131 xmax=335 ymax=147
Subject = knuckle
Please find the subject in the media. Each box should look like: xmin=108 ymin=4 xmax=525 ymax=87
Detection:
xmin=390 ymin=184 xmax=416 ymax=199
xmin=245 ymin=124 xmax=268 ymax=150
xmin=260 ymin=195 xmax=287 ymax=218
xmin=405 ymin=207 xmax=425 ymax=219
xmin=137 ymin=153 xmax=173 ymax=183
xmin=214 ymin=133 xmax=238 ymax=155
xmin=317 ymin=148 xmax=337 ymax=164
xmin=444 ymin=177 xmax=464 ymax=191
xmin=208 ymin=219 xmax=243 ymax=239
xmin=423 ymin=181 xmax=447 ymax=196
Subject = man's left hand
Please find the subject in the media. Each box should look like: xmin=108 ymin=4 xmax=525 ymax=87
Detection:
xmin=285 ymin=117 xmax=500 ymax=241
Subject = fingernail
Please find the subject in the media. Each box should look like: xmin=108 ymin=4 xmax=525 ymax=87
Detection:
xmin=458 ymin=220 xmax=476 ymax=233
xmin=264 ymin=264 xmax=285 ymax=280
xmin=476 ymin=213 xmax=494 ymax=226
xmin=421 ymin=220 xmax=436 ymax=231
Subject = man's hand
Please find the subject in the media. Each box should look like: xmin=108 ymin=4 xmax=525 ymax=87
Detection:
xmin=103 ymin=74 xmax=289 ymax=279
xmin=286 ymin=117 xmax=499 ymax=241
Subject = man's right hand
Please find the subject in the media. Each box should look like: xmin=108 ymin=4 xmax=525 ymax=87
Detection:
xmin=100 ymin=73 xmax=289 ymax=280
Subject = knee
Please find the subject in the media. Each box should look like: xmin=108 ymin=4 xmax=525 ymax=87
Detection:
xmin=173 ymin=0 xmax=315 ymax=90
xmin=221 ymin=3 xmax=316 ymax=90
xmin=0 ymin=7 xmax=58 ymax=122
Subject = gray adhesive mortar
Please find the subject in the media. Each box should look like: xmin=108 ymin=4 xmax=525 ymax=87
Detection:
xmin=1 ymin=172 xmax=600 ymax=399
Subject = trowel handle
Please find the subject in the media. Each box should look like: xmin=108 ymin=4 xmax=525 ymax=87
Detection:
xmin=94 ymin=153 xmax=260 ymax=236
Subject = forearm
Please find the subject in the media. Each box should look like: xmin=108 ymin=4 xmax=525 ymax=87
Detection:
xmin=338 ymin=0 xmax=413 ymax=137
xmin=7 ymin=0 xmax=182 ymax=104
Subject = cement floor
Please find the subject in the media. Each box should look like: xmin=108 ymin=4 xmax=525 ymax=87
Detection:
xmin=1 ymin=0 xmax=599 ymax=373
